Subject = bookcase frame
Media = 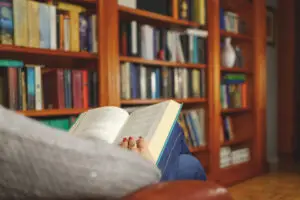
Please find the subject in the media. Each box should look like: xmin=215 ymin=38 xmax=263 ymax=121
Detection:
xmin=99 ymin=0 xmax=266 ymax=185
xmin=3 ymin=0 xmax=266 ymax=185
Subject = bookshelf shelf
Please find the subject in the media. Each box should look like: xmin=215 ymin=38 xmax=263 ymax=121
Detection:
xmin=221 ymin=108 xmax=250 ymax=114
xmin=18 ymin=108 xmax=89 ymax=117
xmin=220 ymin=67 xmax=251 ymax=73
xmin=120 ymin=56 xmax=206 ymax=69
xmin=222 ymin=135 xmax=253 ymax=146
xmin=189 ymin=146 xmax=208 ymax=153
xmin=119 ymin=6 xmax=201 ymax=28
xmin=0 ymin=45 xmax=97 ymax=60
xmin=220 ymin=30 xmax=252 ymax=41
xmin=121 ymin=98 xmax=207 ymax=105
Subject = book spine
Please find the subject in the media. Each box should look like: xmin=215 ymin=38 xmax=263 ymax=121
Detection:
xmin=34 ymin=66 xmax=42 ymax=110
xmin=13 ymin=0 xmax=28 ymax=46
xmin=39 ymin=3 xmax=50 ymax=49
xmin=26 ymin=67 xmax=35 ymax=110
xmin=0 ymin=0 xmax=13 ymax=45
xmin=82 ymin=70 xmax=89 ymax=108
xmin=79 ymin=12 xmax=88 ymax=51
xmin=49 ymin=4 xmax=57 ymax=49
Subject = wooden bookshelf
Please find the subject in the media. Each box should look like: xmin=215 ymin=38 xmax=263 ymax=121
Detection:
xmin=120 ymin=56 xmax=206 ymax=69
xmin=220 ymin=30 xmax=252 ymax=41
xmin=121 ymin=98 xmax=207 ymax=105
xmin=0 ymin=44 xmax=97 ymax=59
xmin=220 ymin=67 xmax=251 ymax=73
xmin=221 ymin=108 xmax=251 ymax=114
xmin=1 ymin=0 xmax=266 ymax=187
xmin=18 ymin=108 xmax=89 ymax=117
xmin=119 ymin=5 xmax=201 ymax=28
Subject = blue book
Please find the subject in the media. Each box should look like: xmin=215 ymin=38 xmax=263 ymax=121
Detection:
xmin=69 ymin=100 xmax=183 ymax=172
xmin=26 ymin=67 xmax=35 ymax=110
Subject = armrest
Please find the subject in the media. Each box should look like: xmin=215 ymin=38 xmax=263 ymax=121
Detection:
xmin=122 ymin=180 xmax=233 ymax=200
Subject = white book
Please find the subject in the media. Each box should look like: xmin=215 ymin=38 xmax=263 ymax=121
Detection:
xmin=49 ymin=5 xmax=57 ymax=50
xmin=118 ymin=0 xmax=136 ymax=8
xmin=34 ymin=66 xmax=42 ymax=110
xmin=69 ymin=100 xmax=182 ymax=164
xmin=140 ymin=65 xmax=147 ymax=99
xmin=130 ymin=21 xmax=138 ymax=55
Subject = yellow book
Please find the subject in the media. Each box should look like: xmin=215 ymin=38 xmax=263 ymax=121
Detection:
xmin=69 ymin=11 xmax=80 ymax=52
xmin=13 ymin=0 xmax=28 ymax=46
xmin=57 ymin=2 xmax=86 ymax=13
xmin=27 ymin=0 xmax=40 ymax=48
xmin=57 ymin=2 xmax=85 ymax=52
xmin=200 ymin=0 xmax=206 ymax=25
xmin=193 ymin=0 xmax=200 ymax=24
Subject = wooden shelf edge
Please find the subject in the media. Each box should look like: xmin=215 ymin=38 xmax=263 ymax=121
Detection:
xmin=120 ymin=56 xmax=206 ymax=68
xmin=221 ymin=107 xmax=250 ymax=113
xmin=220 ymin=161 xmax=252 ymax=172
xmin=18 ymin=108 xmax=89 ymax=117
xmin=221 ymin=135 xmax=253 ymax=146
xmin=118 ymin=6 xmax=202 ymax=28
xmin=121 ymin=98 xmax=207 ymax=105
xmin=189 ymin=146 xmax=208 ymax=153
xmin=220 ymin=30 xmax=252 ymax=41
xmin=220 ymin=67 xmax=251 ymax=73
xmin=0 ymin=45 xmax=97 ymax=59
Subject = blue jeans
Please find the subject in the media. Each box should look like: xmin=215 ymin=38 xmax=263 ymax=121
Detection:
xmin=162 ymin=154 xmax=207 ymax=181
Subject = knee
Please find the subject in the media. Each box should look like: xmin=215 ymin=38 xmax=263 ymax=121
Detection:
xmin=176 ymin=154 xmax=207 ymax=181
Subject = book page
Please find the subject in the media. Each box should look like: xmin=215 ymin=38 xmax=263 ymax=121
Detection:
xmin=69 ymin=107 xmax=129 ymax=144
xmin=114 ymin=101 xmax=170 ymax=144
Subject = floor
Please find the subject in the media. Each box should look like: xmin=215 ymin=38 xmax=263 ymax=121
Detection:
xmin=229 ymin=164 xmax=300 ymax=200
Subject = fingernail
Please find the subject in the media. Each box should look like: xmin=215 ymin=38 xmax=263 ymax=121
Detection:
xmin=129 ymin=137 xmax=133 ymax=140
xmin=123 ymin=138 xmax=127 ymax=142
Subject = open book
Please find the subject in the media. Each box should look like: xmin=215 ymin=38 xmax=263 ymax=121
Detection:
xmin=69 ymin=100 xmax=182 ymax=165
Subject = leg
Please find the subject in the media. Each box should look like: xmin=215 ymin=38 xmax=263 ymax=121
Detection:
xmin=164 ymin=154 xmax=207 ymax=181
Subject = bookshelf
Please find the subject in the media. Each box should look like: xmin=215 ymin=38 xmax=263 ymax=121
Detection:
xmin=0 ymin=0 xmax=266 ymax=186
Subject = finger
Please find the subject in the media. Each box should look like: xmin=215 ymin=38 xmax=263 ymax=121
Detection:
xmin=120 ymin=138 xmax=128 ymax=149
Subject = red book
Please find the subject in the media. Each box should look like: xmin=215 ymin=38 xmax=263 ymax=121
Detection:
xmin=82 ymin=70 xmax=89 ymax=109
xmin=43 ymin=69 xmax=65 ymax=109
xmin=8 ymin=68 xmax=18 ymax=110
xmin=72 ymin=70 xmax=83 ymax=108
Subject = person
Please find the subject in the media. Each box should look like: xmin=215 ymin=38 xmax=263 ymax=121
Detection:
xmin=119 ymin=136 xmax=207 ymax=181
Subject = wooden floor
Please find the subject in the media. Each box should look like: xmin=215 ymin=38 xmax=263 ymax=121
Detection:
xmin=229 ymin=164 xmax=300 ymax=200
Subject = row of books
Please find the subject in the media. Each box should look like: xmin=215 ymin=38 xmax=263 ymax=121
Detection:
xmin=178 ymin=0 xmax=206 ymax=25
xmin=1 ymin=0 xmax=97 ymax=52
xmin=220 ymin=9 xmax=246 ymax=34
xmin=0 ymin=59 xmax=98 ymax=111
xmin=220 ymin=146 xmax=250 ymax=168
xmin=220 ymin=116 xmax=234 ymax=143
xmin=220 ymin=74 xmax=247 ymax=109
xmin=120 ymin=63 xmax=206 ymax=99
xmin=120 ymin=21 xmax=208 ymax=64
xmin=178 ymin=109 xmax=206 ymax=148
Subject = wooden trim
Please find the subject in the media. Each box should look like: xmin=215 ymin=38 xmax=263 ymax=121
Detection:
xmin=252 ymin=0 xmax=267 ymax=174
xmin=121 ymin=98 xmax=207 ymax=105
xmin=172 ymin=0 xmax=179 ymax=19
xmin=277 ymin=0 xmax=295 ymax=154
xmin=207 ymin=0 xmax=220 ymax=179
xmin=120 ymin=56 xmax=206 ymax=68
xmin=98 ymin=0 xmax=120 ymax=106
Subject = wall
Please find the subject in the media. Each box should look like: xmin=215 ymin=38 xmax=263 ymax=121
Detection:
xmin=266 ymin=0 xmax=279 ymax=165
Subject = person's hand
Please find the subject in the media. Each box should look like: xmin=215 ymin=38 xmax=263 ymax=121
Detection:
xmin=119 ymin=137 xmax=152 ymax=161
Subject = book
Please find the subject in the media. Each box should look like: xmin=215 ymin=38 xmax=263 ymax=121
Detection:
xmin=69 ymin=100 xmax=182 ymax=165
